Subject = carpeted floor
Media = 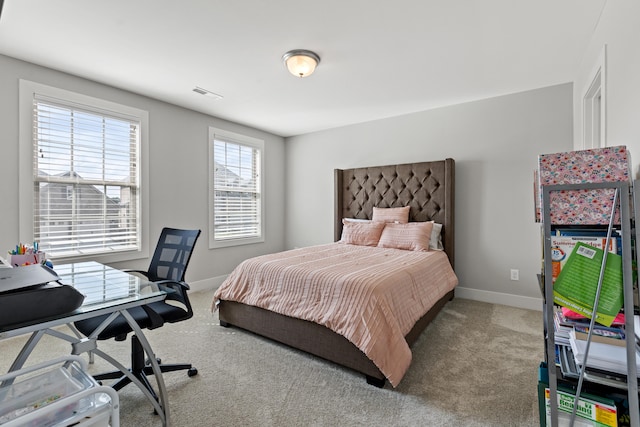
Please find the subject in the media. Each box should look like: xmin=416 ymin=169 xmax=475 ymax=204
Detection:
xmin=0 ymin=291 xmax=543 ymax=426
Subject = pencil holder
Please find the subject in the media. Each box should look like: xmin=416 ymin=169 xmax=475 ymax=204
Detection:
xmin=10 ymin=252 xmax=46 ymax=267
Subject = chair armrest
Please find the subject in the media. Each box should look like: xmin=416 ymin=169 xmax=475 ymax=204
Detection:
xmin=154 ymin=279 xmax=190 ymax=291
xmin=155 ymin=280 xmax=191 ymax=310
xmin=142 ymin=304 xmax=165 ymax=329
xmin=124 ymin=269 xmax=151 ymax=279
xmin=138 ymin=280 xmax=191 ymax=329
xmin=153 ymin=279 xmax=194 ymax=320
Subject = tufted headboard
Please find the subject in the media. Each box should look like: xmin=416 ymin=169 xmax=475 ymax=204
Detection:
xmin=334 ymin=158 xmax=455 ymax=268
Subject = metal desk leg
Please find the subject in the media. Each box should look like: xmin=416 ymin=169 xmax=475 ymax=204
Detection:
xmin=7 ymin=329 xmax=46 ymax=373
xmin=44 ymin=310 xmax=171 ymax=426
xmin=90 ymin=347 xmax=166 ymax=424
xmin=121 ymin=309 xmax=170 ymax=427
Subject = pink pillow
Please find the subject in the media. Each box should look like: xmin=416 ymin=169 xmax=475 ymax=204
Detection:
xmin=372 ymin=206 xmax=410 ymax=224
xmin=377 ymin=222 xmax=433 ymax=251
xmin=340 ymin=219 xmax=385 ymax=246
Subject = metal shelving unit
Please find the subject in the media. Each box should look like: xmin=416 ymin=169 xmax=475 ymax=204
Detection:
xmin=541 ymin=180 xmax=639 ymax=427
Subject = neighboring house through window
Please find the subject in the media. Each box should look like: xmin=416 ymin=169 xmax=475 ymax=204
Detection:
xmin=209 ymin=127 xmax=264 ymax=248
xmin=19 ymin=80 xmax=149 ymax=262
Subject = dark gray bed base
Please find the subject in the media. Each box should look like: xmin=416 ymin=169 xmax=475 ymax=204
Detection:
xmin=219 ymin=289 xmax=454 ymax=386
xmin=219 ymin=159 xmax=455 ymax=387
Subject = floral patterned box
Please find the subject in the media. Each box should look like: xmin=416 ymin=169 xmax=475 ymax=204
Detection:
xmin=537 ymin=146 xmax=630 ymax=225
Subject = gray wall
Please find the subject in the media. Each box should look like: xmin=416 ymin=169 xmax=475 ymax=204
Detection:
xmin=285 ymin=84 xmax=574 ymax=309
xmin=0 ymin=54 xmax=286 ymax=288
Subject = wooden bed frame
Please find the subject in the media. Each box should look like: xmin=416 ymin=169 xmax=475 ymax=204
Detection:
xmin=219 ymin=158 xmax=455 ymax=387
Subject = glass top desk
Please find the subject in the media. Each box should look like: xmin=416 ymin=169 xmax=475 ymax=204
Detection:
xmin=0 ymin=261 xmax=172 ymax=426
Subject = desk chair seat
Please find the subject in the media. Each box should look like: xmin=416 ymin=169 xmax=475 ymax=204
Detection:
xmin=74 ymin=228 xmax=201 ymax=402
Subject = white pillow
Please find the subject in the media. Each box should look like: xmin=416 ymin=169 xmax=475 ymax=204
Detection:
xmin=429 ymin=222 xmax=444 ymax=251
xmin=342 ymin=218 xmax=371 ymax=223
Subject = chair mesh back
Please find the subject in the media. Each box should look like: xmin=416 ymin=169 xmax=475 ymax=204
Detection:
xmin=147 ymin=228 xmax=201 ymax=282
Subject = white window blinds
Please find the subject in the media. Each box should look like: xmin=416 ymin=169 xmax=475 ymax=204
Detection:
xmin=32 ymin=96 xmax=141 ymax=258
xmin=211 ymin=136 xmax=262 ymax=243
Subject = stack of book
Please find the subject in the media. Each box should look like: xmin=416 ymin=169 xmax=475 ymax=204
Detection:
xmin=553 ymin=308 xmax=639 ymax=385
xmin=569 ymin=329 xmax=639 ymax=377
xmin=553 ymin=308 xmax=625 ymax=347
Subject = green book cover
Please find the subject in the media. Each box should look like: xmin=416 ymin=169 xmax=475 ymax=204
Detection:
xmin=539 ymin=383 xmax=619 ymax=427
xmin=553 ymin=241 xmax=623 ymax=327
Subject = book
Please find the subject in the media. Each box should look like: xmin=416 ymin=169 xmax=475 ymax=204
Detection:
xmin=541 ymin=384 xmax=618 ymax=427
xmin=553 ymin=242 xmax=624 ymax=327
xmin=569 ymin=333 xmax=640 ymax=377
xmin=572 ymin=324 xmax=626 ymax=348
xmin=559 ymin=344 xmax=631 ymax=388
xmin=556 ymin=228 xmax=622 ymax=253
xmin=550 ymin=236 xmax=618 ymax=282
xmin=561 ymin=307 xmax=626 ymax=326
xmin=554 ymin=310 xmax=577 ymax=346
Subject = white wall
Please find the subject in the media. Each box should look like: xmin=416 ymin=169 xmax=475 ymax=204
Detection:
xmin=285 ymin=84 xmax=574 ymax=310
xmin=573 ymin=0 xmax=640 ymax=173
xmin=0 ymin=54 xmax=286 ymax=289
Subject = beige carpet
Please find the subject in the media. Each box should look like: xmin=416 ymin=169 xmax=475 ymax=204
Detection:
xmin=0 ymin=291 xmax=543 ymax=426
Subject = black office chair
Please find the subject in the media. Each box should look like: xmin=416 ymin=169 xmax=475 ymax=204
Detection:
xmin=74 ymin=227 xmax=201 ymax=399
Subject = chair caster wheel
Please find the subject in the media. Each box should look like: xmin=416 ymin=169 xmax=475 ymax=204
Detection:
xmin=146 ymin=357 xmax=162 ymax=366
xmin=188 ymin=367 xmax=198 ymax=377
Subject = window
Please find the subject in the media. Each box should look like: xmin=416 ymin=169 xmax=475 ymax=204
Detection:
xmin=209 ymin=127 xmax=264 ymax=248
xmin=19 ymin=80 xmax=149 ymax=262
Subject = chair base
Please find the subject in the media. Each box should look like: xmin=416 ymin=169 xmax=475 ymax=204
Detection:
xmin=94 ymin=335 xmax=197 ymax=402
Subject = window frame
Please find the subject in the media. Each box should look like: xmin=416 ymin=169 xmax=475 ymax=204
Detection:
xmin=19 ymin=80 xmax=149 ymax=263
xmin=208 ymin=126 xmax=265 ymax=249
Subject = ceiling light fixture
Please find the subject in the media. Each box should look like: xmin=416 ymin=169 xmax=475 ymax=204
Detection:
xmin=282 ymin=49 xmax=321 ymax=78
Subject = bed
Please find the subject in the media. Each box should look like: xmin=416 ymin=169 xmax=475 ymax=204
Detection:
xmin=213 ymin=158 xmax=456 ymax=387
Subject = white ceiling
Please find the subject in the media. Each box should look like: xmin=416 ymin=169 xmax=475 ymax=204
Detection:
xmin=0 ymin=0 xmax=607 ymax=137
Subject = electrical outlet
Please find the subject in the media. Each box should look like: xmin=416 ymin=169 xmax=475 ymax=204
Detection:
xmin=510 ymin=269 xmax=519 ymax=281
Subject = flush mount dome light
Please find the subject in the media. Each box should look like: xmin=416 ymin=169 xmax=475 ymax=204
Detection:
xmin=282 ymin=49 xmax=320 ymax=78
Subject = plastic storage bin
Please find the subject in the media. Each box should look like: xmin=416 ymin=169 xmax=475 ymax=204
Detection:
xmin=0 ymin=356 xmax=119 ymax=426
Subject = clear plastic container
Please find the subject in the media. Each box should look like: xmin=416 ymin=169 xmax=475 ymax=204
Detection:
xmin=0 ymin=356 xmax=119 ymax=427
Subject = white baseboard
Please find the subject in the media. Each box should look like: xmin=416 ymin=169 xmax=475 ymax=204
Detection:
xmin=455 ymin=286 xmax=542 ymax=311
xmin=189 ymin=274 xmax=227 ymax=293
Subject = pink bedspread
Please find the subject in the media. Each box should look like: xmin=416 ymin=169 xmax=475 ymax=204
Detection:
xmin=212 ymin=243 xmax=458 ymax=386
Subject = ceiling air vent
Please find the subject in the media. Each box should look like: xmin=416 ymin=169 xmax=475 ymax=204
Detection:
xmin=192 ymin=86 xmax=223 ymax=100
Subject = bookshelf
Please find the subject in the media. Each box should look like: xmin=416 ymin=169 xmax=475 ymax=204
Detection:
xmin=541 ymin=180 xmax=639 ymax=427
